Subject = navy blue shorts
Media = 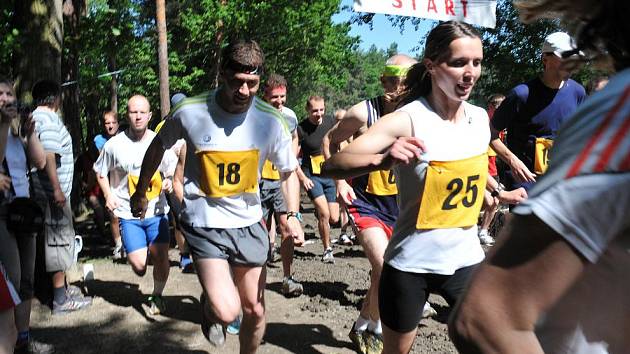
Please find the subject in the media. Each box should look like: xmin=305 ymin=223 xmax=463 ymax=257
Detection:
xmin=303 ymin=169 xmax=336 ymax=202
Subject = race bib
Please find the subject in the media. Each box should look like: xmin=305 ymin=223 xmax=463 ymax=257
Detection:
xmin=534 ymin=138 xmax=553 ymax=175
xmin=197 ymin=149 xmax=259 ymax=198
xmin=310 ymin=154 xmax=325 ymax=175
xmin=128 ymin=171 xmax=162 ymax=201
xmin=261 ymin=159 xmax=280 ymax=180
xmin=487 ymin=145 xmax=497 ymax=157
xmin=366 ymin=169 xmax=398 ymax=196
xmin=416 ymin=154 xmax=487 ymax=229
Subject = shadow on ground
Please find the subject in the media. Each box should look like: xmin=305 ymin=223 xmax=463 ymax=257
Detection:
xmin=263 ymin=322 xmax=353 ymax=353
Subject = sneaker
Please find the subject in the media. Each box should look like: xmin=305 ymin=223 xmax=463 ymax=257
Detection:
xmin=179 ymin=254 xmax=195 ymax=273
xmin=422 ymin=302 xmax=438 ymax=318
xmin=348 ymin=325 xmax=367 ymax=354
xmin=52 ymin=295 xmax=92 ymax=315
xmin=478 ymin=230 xmax=495 ymax=246
xmin=268 ymin=247 xmax=281 ymax=264
xmin=321 ymin=247 xmax=335 ymax=264
xmin=364 ymin=331 xmax=384 ymax=354
xmin=66 ymin=285 xmax=83 ymax=298
xmin=339 ymin=233 xmax=353 ymax=246
xmin=14 ymin=338 xmax=55 ymax=354
xmin=226 ymin=313 xmax=242 ymax=335
xmin=112 ymin=244 xmax=124 ymax=260
xmin=282 ymin=276 xmax=304 ymax=297
xmin=200 ymin=293 xmax=226 ymax=347
xmin=148 ymin=295 xmax=166 ymax=315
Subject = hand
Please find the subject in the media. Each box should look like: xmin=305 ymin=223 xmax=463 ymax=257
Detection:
xmin=0 ymin=174 xmax=11 ymax=192
xmin=53 ymin=187 xmax=66 ymax=207
xmin=300 ymin=177 xmax=314 ymax=191
xmin=509 ymin=157 xmax=536 ymax=184
xmin=130 ymin=191 xmax=148 ymax=219
xmin=21 ymin=113 xmax=36 ymax=138
xmin=499 ymin=187 xmax=528 ymax=205
xmin=381 ymin=137 xmax=427 ymax=169
xmin=162 ymin=178 xmax=173 ymax=193
xmin=286 ymin=216 xmax=304 ymax=247
xmin=103 ymin=194 xmax=120 ymax=213
xmin=0 ymin=103 xmax=17 ymax=124
xmin=336 ymin=180 xmax=356 ymax=205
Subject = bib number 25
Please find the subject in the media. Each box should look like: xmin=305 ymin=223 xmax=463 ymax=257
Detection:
xmin=442 ymin=175 xmax=480 ymax=210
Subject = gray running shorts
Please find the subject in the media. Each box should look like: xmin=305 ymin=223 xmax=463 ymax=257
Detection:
xmin=181 ymin=221 xmax=270 ymax=267
xmin=260 ymin=186 xmax=287 ymax=221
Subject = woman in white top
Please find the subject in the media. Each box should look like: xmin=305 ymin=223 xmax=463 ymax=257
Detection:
xmin=322 ymin=21 xmax=526 ymax=354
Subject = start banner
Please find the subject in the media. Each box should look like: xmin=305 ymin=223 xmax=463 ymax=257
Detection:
xmin=353 ymin=0 xmax=497 ymax=28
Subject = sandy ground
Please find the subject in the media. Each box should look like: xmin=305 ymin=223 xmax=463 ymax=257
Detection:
xmin=29 ymin=197 xmax=458 ymax=354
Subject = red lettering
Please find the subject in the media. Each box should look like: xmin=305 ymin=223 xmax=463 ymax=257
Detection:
xmin=444 ymin=0 xmax=455 ymax=15
xmin=427 ymin=0 xmax=437 ymax=13
xmin=412 ymin=0 xmax=416 ymax=10
xmin=392 ymin=0 xmax=402 ymax=8
xmin=461 ymin=0 xmax=468 ymax=17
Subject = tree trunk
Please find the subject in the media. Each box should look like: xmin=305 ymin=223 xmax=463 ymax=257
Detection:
xmin=108 ymin=55 xmax=118 ymax=113
xmin=156 ymin=0 xmax=170 ymax=118
xmin=62 ymin=0 xmax=84 ymax=154
xmin=13 ymin=0 xmax=64 ymax=101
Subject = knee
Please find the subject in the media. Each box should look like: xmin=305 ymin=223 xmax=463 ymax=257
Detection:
xmin=210 ymin=299 xmax=241 ymax=324
xmin=129 ymin=261 xmax=147 ymax=276
xmin=448 ymin=302 xmax=490 ymax=352
xmin=241 ymin=301 xmax=265 ymax=322
xmin=317 ymin=209 xmax=330 ymax=224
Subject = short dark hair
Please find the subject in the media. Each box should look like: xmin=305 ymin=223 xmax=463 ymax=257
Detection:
xmin=306 ymin=95 xmax=324 ymax=110
xmin=32 ymin=79 xmax=61 ymax=107
xmin=265 ymin=73 xmax=287 ymax=90
xmin=221 ymin=40 xmax=265 ymax=75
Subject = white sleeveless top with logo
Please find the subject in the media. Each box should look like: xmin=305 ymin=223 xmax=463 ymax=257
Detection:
xmin=384 ymin=98 xmax=489 ymax=275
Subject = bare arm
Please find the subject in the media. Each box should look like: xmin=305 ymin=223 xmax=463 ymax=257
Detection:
xmin=490 ymin=125 xmax=536 ymax=183
xmin=280 ymin=169 xmax=304 ymax=245
xmin=321 ymin=102 xmax=367 ymax=159
xmin=96 ymin=171 xmax=120 ymax=212
xmin=23 ymin=114 xmax=46 ymax=169
xmin=44 ymin=152 xmax=65 ymax=206
xmin=130 ymin=136 xmax=166 ymax=218
xmin=0 ymin=104 xmax=17 ymax=163
xmin=449 ymin=214 xmax=586 ymax=353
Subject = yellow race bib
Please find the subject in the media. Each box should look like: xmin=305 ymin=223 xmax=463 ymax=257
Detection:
xmin=310 ymin=154 xmax=325 ymax=175
xmin=128 ymin=171 xmax=163 ymax=201
xmin=416 ymin=154 xmax=487 ymax=229
xmin=487 ymin=145 xmax=497 ymax=157
xmin=366 ymin=169 xmax=398 ymax=196
xmin=197 ymin=149 xmax=259 ymax=198
xmin=534 ymin=138 xmax=553 ymax=175
xmin=261 ymin=160 xmax=280 ymax=180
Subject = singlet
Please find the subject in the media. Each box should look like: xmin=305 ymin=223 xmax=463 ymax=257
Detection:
xmin=513 ymin=68 xmax=630 ymax=354
xmin=348 ymin=97 xmax=398 ymax=226
xmin=492 ymin=78 xmax=585 ymax=179
xmin=383 ymin=98 xmax=488 ymax=275
xmin=157 ymin=91 xmax=297 ymax=229
xmin=93 ymin=130 xmax=170 ymax=219
xmin=298 ymin=115 xmax=336 ymax=174
xmin=31 ymin=108 xmax=74 ymax=199
xmin=260 ymin=106 xmax=298 ymax=190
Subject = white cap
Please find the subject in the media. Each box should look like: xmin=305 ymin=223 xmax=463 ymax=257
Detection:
xmin=170 ymin=93 xmax=186 ymax=106
xmin=542 ymin=32 xmax=577 ymax=57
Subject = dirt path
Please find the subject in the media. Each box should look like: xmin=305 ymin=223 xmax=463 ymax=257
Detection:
xmin=29 ymin=197 xmax=457 ymax=353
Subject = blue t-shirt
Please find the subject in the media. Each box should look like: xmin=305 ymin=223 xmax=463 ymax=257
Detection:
xmin=93 ymin=134 xmax=108 ymax=151
xmin=492 ymin=77 xmax=585 ymax=184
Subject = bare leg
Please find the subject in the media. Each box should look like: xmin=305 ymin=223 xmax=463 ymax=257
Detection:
xmin=312 ymin=196 xmax=331 ymax=250
xmin=233 ymin=265 xmax=266 ymax=354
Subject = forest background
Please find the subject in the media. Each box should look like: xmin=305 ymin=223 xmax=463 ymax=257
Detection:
xmin=0 ymin=0 xmax=605 ymax=155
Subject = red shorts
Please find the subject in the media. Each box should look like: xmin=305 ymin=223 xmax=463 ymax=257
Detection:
xmin=0 ymin=264 xmax=20 ymax=311
xmin=349 ymin=212 xmax=393 ymax=240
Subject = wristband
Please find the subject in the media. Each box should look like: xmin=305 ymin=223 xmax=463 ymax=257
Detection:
xmin=490 ymin=183 xmax=505 ymax=198
xmin=287 ymin=211 xmax=303 ymax=222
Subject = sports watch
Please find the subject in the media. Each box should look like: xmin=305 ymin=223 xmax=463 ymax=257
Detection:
xmin=287 ymin=211 xmax=303 ymax=222
xmin=490 ymin=183 xmax=505 ymax=198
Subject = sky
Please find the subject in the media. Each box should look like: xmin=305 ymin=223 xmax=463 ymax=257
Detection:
xmin=333 ymin=0 xmax=434 ymax=55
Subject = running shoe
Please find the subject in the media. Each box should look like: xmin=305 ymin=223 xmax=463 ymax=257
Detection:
xmin=321 ymin=247 xmax=335 ymax=264
xmin=422 ymin=302 xmax=438 ymax=318
xmin=282 ymin=276 xmax=304 ymax=297
xmin=148 ymin=295 xmax=166 ymax=315
xmin=348 ymin=324 xmax=367 ymax=354
xmin=226 ymin=313 xmax=242 ymax=335
xmin=14 ymin=338 xmax=55 ymax=354
xmin=200 ymin=293 xmax=226 ymax=347
xmin=364 ymin=331 xmax=384 ymax=354
xmin=52 ymin=294 xmax=92 ymax=315
xmin=112 ymin=243 xmax=124 ymax=260
xmin=66 ymin=284 xmax=83 ymax=298
xmin=339 ymin=233 xmax=353 ymax=246
xmin=478 ymin=230 xmax=495 ymax=246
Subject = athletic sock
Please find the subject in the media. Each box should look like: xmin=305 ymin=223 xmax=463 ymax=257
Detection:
xmin=368 ymin=320 xmax=382 ymax=335
xmin=354 ymin=315 xmax=370 ymax=331
xmin=153 ymin=280 xmax=166 ymax=296
xmin=53 ymin=286 xmax=67 ymax=304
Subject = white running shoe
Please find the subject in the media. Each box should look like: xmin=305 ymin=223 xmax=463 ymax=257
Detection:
xmin=478 ymin=230 xmax=495 ymax=246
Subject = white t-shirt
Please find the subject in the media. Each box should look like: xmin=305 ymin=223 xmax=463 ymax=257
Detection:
xmin=514 ymin=68 xmax=630 ymax=353
xmin=158 ymin=91 xmax=298 ymax=228
xmin=93 ymin=130 xmax=170 ymax=219
xmin=384 ymin=98 xmax=488 ymax=274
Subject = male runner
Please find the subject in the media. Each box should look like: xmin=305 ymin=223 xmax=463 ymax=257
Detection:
xmin=297 ymin=96 xmax=339 ymax=263
xmin=260 ymin=73 xmax=302 ymax=297
xmin=94 ymin=95 xmax=171 ymax=315
xmin=323 ymin=54 xmax=435 ymax=354
xmin=130 ymin=40 xmax=303 ymax=353
xmin=490 ymin=32 xmax=586 ymax=192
